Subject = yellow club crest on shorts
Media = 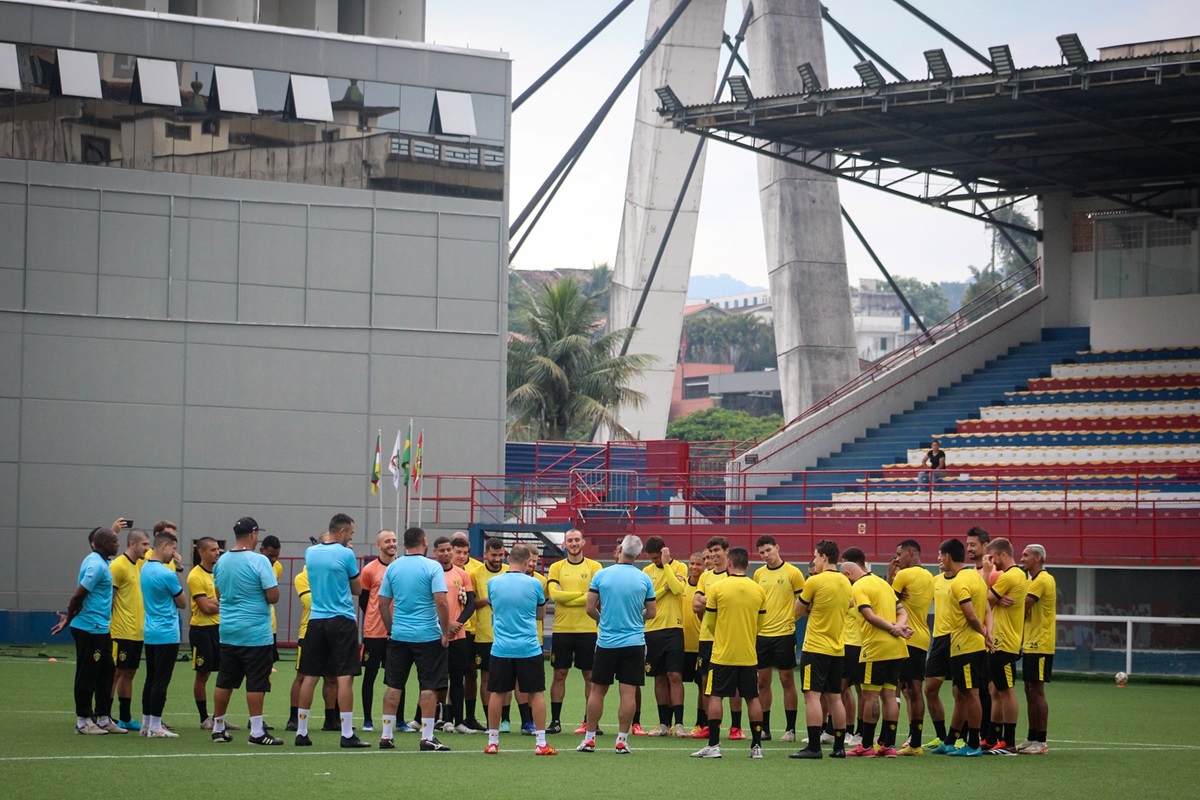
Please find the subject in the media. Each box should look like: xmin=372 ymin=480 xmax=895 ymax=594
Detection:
xmin=93 ymin=650 xmax=102 ymax=662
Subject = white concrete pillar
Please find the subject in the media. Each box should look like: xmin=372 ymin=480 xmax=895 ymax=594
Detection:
xmin=1038 ymin=192 xmax=1072 ymax=328
xmin=605 ymin=0 xmax=726 ymax=441
xmin=744 ymin=0 xmax=858 ymax=421
xmin=364 ymin=0 xmax=424 ymax=41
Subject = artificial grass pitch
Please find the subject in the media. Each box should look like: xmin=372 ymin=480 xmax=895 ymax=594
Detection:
xmin=2 ymin=645 xmax=1197 ymax=800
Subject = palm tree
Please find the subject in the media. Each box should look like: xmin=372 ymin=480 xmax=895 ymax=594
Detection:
xmin=507 ymin=277 xmax=655 ymax=441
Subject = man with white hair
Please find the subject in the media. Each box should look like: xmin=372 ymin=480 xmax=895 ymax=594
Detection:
xmin=1017 ymin=544 xmax=1056 ymax=755
xmin=576 ymin=535 xmax=656 ymax=755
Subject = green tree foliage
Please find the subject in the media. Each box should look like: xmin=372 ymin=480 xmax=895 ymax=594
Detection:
xmin=665 ymin=407 xmax=784 ymax=443
xmin=507 ymin=277 xmax=654 ymax=441
xmin=892 ymin=276 xmax=950 ymax=326
xmin=682 ymin=313 xmax=777 ymax=371
xmin=988 ymin=206 xmax=1039 ymax=272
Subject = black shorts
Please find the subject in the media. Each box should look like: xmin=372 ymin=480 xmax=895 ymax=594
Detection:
xmin=926 ymin=635 xmax=952 ymax=680
xmin=842 ymin=644 xmax=864 ymax=686
xmin=473 ymin=640 xmax=493 ymax=672
xmin=756 ymin=634 xmax=797 ymax=671
xmin=799 ymin=651 xmax=842 ymax=695
xmin=591 ymin=645 xmax=646 ymax=687
xmin=488 ymin=655 xmax=546 ymax=694
xmin=862 ymin=657 xmax=904 ymax=689
xmin=899 ymin=645 xmax=927 ymax=684
xmin=697 ymin=641 xmax=715 ymax=683
xmin=989 ymin=651 xmax=1021 ymax=690
xmin=386 ymin=639 xmax=448 ymax=692
xmin=361 ymin=637 xmax=388 ymax=671
xmin=295 ymin=638 xmax=304 ymax=670
xmin=1022 ymin=653 xmax=1053 ymax=684
xmin=299 ymin=617 xmax=361 ymax=677
xmin=550 ymin=632 xmax=597 ymax=672
xmin=707 ymin=664 xmax=759 ymax=699
xmin=644 ymin=629 xmax=685 ymax=676
xmin=448 ymin=638 xmax=472 ymax=675
xmin=216 ymin=643 xmax=274 ymax=693
xmin=189 ymin=625 xmax=220 ymax=673
xmin=112 ymin=638 xmax=143 ymax=671
xmin=682 ymin=651 xmax=700 ymax=683
xmin=950 ymin=651 xmax=988 ymax=693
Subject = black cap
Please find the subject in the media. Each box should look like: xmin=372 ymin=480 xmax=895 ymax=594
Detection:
xmin=234 ymin=517 xmax=262 ymax=536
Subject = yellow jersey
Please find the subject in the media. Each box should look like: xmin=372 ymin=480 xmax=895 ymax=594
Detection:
xmin=109 ymin=554 xmax=144 ymax=641
xmin=547 ymin=557 xmax=602 ymax=634
xmin=932 ymin=571 xmax=955 ymax=638
xmin=990 ymin=565 xmax=1028 ymax=654
xmin=469 ymin=562 xmax=509 ymax=644
xmin=948 ymin=567 xmax=988 ymax=656
xmin=844 ymin=603 xmax=863 ymax=647
xmin=270 ymin=559 xmax=284 ymax=634
xmin=696 ymin=569 xmax=729 ymax=643
xmin=851 ymin=573 xmax=909 ymax=663
xmin=798 ymin=570 xmax=852 ymax=657
xmin=682 ymin=578 xmax=704 ymax=652
xmin=753 ymin=561 xmax=805 ymax=638
xmin=1023 ymin=569 xmax=1057 ymax=655
xmin=462 ymin=556 xmax=483 ymax=635
xmin=892 ymin=566 xmax=935 ymax=651
xmin=531 ymin=570 xmax=549 ymax=645
xmin=187 ymin=565 xmax=219 ymax=627
xmin=643 ymin=559 xmax=689 ymax=632
xmin=295 ymin=567 xmax=312 ymax=640
xmin=705 ymin=575 xmax=767 ymax=667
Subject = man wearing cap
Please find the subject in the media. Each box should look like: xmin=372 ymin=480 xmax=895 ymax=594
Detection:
xmin=210 ymin=517 xmax=283 ymax=745
xmin=295 ymin=513 xmax=370 ymax=748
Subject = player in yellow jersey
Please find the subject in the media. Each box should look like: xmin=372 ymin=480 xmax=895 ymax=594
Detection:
xmin=966 ymin=526 xmax=997 ymax=738
xmin=692 ymin=536 xmax=745 ymax=740
xmin=840 ymin=548 xmax=912 ymax=758
xmin=189 ymin=537 xmax=230 ymax=730
xmin=753 ymin=535 xmax=805 ymax=742
xmin=983 ymin=537 xmax=1027 ymax=755
xmin=923 ymin=543 xmax=957 ymax=749
xmin=109 ymin=527 xmax=149 ymax=730
xmin=932 ymin=537 xmax=990 ymax=757
xmin=546 ymin=529 xmax=603 ymax=735
xmin=469 ymin=538 xmax=509 ymax=729
xmin=889 ymin=539 xmax=935 ymax=754
xmin=690 ymin=547 xmax=767 ymax=759
xmin=682 ymin=552 xmax=707 ymax=737
xmin=451 ymin=532 xmax=487 ymax=731
xmin=641 ymin=536 xmax=688 ymax=736
xmin=790 ymin=539 xmax=853 ymax=759
xmin=1017 ymin=543 xmax=1055 ymax=755
xmin=259 ymin=535 xmax=284 ymax=664
xmin=840 ymin=585 xmax=866 ymax=746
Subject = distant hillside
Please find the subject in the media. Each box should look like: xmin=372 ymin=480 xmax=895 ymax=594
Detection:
xmin=687 ymin=273 xmax=766 ymax=302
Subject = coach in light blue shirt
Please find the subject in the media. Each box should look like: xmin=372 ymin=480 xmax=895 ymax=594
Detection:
xmin=576 ymin=535 xmax=656 ymax=751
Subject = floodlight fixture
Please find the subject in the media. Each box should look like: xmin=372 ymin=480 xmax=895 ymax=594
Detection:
xmin=797 ymin=62 xmax=822 ymax=95
xmin=854 ymin=60 xmax=886 ymax=90
xmin=1057 ymin=33 xmax=1088 ymax=67
xmin=924 ymin=49 xmax=953 ymax=82
xmin=655 ymin=85 xmax=683 ymax=113
xmin=727 ymin=75 xmax=753 ymax=104
xmin=988 ymin=45 xmax=1015 ymax=79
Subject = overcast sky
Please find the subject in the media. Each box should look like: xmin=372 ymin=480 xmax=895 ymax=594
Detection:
xmin=427 ymin=0 xmax=1197 ymax=289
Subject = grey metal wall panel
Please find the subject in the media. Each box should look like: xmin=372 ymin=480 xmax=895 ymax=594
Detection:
xmin=0 ymin=3 xmax=33 ymax=43
xmin=374 ymin=233 xmax=436 ymax=296
xmin=438 ymin=238 xmax=499 ymax=301
xmin=0 ymin=397 xmax=17 ymax=462
xmin=183 ymin=406 xmax=363 ymax=473
xmin=25 ymin=271 xmax=97 ymax=315
xmin=100 ymin=211 xmax=170 ymax=279
xmin=241 ymin=201 xmax=307 ymax=227
xmin=370 ymin=354 xmax=499 ymax=420
xmin=186 ymin=218 xmax=239 ymax=283
xmin=373 ymin=294 xmax=435 ymax=330
xmin=0 ymin=200 xmax=25 ymax=272
xmin=18 ymin=464 xmax=182 ymax=528
xmin=186 ymin=320 xmax=368 ymax=353
xmin=188 ymin=197 xmax=241 ymax=222
xmin=19 ymin=529 xmax=107 ymax=600
xmin=0 ymin=270 xmax=23 ymax=311
xmin=184 ymin=468 xmax=361 ymax=508
xmin=310 ymin=205 xmax=372 ymax=233
xmin=306 ymin=289 xmax=369 ymax=327
xmin=192 ymin=25 xmax=284 ymax=71
xmin=307 ymin=228 xmax=370 ymax=292
xmin=0 ymin=522 xmax=15 ymax=597
xmin=21 ymin=399 xmax=183 ymax=468
xmin=98 ymin=275 xmax=170 ymax=318
xmin=186 ymin=281 xmax=239 ymax=321
xmin=22 ymin=334 xmax=184 ymax=404
xmin=237 ymin=284 xmax=306 ymax=324
xmin=375 ymin=209 xmax=437 ymax=237
xmin=0 ymin=320 xmax=19 ymax=396
xmin=28 ymin=185 xmax=101 ymax=212
xmin=438 ymin=298 xmax=497 ymax=333
xmin=100 ymin=191 xmax=172 ymax=217
xmin=239 ymin=222 xmax=307 ymax=288
xmin=185 ymin=343 xmax=367 ymax=413
xmin=26 ymin=207 xmax=99 ymax=274
xmin=440 ymin=213 xmax=501 ymax=242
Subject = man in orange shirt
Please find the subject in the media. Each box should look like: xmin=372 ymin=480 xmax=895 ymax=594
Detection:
xmin=359 ymin=530 xmax=398 ymax=732
xmin=434 ymin=536 xmax=476 ymax=733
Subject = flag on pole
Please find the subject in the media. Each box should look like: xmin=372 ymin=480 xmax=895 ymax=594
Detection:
xmin=388 ymin=430 xmax=403 ymax=490
xmin=401 ymin=421 xmax=413 ymax=487
xmin=370 ymin=431 xmax=381 ymax=494
xmin=413 ymin=430 xmax=424 ymax=493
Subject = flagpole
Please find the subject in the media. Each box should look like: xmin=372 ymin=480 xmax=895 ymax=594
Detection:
xmin=377 ymin=428 xmax=383 ymax=528
xmin=417 ymin=428 xmax=425 ymax=527
xmin=404 ymin=418 xmax=414 ymax=529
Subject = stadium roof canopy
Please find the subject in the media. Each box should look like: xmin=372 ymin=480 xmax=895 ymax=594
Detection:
xmin=658 ymin=48 xmax=1200 ymax=234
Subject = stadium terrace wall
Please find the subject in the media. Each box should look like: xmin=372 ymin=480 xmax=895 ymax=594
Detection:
xmin=0 ymin=1 xmax=510 ymax=613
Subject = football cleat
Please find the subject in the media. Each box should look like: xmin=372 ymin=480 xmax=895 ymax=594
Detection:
xmin=689 ymin=725 xmax=710 ymax=739
xmin=631 ymin=723 xmax=647 ymax=736
xmin=690 ymin=745 xmax=722 ymax=758
xmin=211 ymin=730 xmax=232 ymax=743
xmin=547 ymin=721 xmax=562 ymax=735
xmin=119 ymin=719 xmax=142 ymax=732
xmin=780 ymin=730 xmax=796 ymax=743
xmin=845 ymin=744 xmax=876 ymax=757
xmin=484 ymin=743 xmax=499 ymax=754
xmin=749 ymin=744 xmax=763 ymax=759
xmin=647 ymin=724 xmax=671 ymax=737
xmin=576 ymin=739 xmax=596 ymax=753
xmin=498 ymin=720 xmax=511 ymax=733
xmin=420 ymin=737 xmax=451 ymax=752
xmin=249 ymin=733 xmax=284 ymax=746
xmin=143 ymin=727 xmax=179 ymax=738
xmin=789 ymin=748 xmax=822 ymax=759
xmin=378 ymin=738 xmax=395 ymax=750
xmin=897 ymin=745 xmax=924 ymax=756
xmin=728 ymin=727 xmax=745 ymax=740
xmin=534 ymin=744 xmax=557 ymax=756
xmin=520 ymin=722 xmax=537 ymax=736
xmin=1019 ymin=742 xmax=1048 ymax=755
xmin=294 ymin=734 xmax=312 ymax=747
xmin=614 ymin=740 xmax=631 ymax=754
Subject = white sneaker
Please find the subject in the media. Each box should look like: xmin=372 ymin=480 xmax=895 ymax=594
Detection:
xmin=780 ymin=730 xmax=796 ymax=742
xmin=76 ymin=720 xmax=108 ymax=735
xmin=1019 ymin=741 xmax=1048 ymax=755
xmin=846 ymin=733 xmax=863 ymax=747
xmin=821 ymin=732 xmax=835 ymax=744
xmin=691 ymin=744 xmax=722 ymax=758
xmin=672 ymin=724 xmax=688 ymax=738
xmin=201 ymin=717 xmax=214 ymax=730
xmin=455 ymin=724 xmax=477 ymax=735
xmin=647 ymin=724 xmax=671 ymax=737
xmin=144 ymin=727 xmax=180 ymax=738
xmin=442 ymin=722 xmax=456 ymax=734
xmin=749 ymin=744 xmax=763 ymax=759
xmin=1014 ymin=739 xmax=1035 ymax=753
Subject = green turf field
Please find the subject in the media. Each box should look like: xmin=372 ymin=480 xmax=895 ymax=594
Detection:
xmin=2 ymin=645 xmax=1195 ymax=800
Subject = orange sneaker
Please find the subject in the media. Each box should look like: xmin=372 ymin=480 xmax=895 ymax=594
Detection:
xmin=484 ymin=743 xmax=498 ymax=755
xmin=631 ymin=724 xmax=647 ymax=736
xmin=689 ymin=726 xmax=710 ymax=739
xmin=728 ymin=727 xmax=745 ymax=741
xmin=534 ymin=744 xmax=558 ymax=756
xmin=573 ymin=723 xmax=588 ymax=735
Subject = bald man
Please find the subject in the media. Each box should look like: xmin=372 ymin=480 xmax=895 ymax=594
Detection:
xmin=360 ymin=530 xmax=399 ymax=732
